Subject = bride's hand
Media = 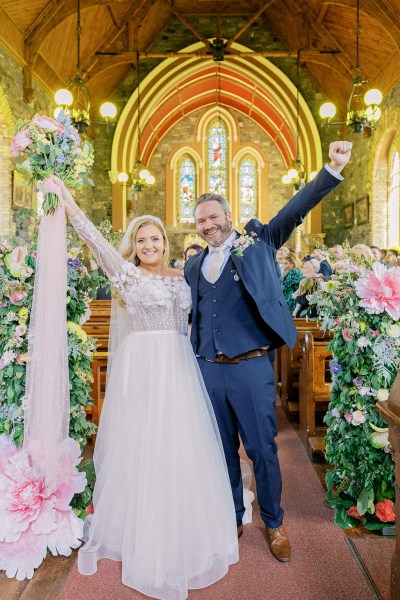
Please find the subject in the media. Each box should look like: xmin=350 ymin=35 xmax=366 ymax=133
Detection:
xmin=46 ymin=174 xmax=80 ymax=217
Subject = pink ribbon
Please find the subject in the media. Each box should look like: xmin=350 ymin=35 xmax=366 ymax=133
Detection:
xmin=24 ymin=179 xmax=69 ymax=488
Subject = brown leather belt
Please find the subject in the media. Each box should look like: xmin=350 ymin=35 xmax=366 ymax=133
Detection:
xmin=204 ymin=348 xmax=268 ymax=364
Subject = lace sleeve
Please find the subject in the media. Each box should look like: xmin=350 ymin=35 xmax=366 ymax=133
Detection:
xmin=69 ymin=210 xmax=136 ymax=283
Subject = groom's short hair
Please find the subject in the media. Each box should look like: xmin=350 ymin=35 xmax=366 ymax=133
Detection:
xmin=193 ymin=193 xmax=231 ymax=216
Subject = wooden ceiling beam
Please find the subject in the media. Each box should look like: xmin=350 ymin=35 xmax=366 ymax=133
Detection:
xmin=82 ymin=0 xmax=152 ymax=81
xmin=322 ymin=0 xmax=400 ymax=50
xmin=25 ymin=0 xmax=113 ymax=59
xmin=289 ymin=0 xmax=357 ymax=77
xmin=169 ymin=5 xmax=213 ymax=50
xmin=224 ymin=0 xmax=276 ymax=50
xmin=91 ymin=48 xmax=336 ymax=66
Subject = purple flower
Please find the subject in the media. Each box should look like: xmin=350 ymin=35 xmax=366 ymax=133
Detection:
xmin=353 ymin=377 xmax=363 ymax=387
xmin=67 ymin=258 xmax=81 ymax=269
xmin=331 ymin=408 xmax=340 ymax=418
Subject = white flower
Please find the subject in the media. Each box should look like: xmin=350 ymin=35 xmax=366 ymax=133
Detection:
xmin=388 ymin=324 xmax=400 ymax=338
xmin=2 ymin=350 xmax=16 ymax=366
xmin=6 ymin=312 xmax=19 ymax=322
xmin=377 ymin=388 xmax=390 ymax=401
xmin=20 ymin=265 xmax=33 ymax=278
xmin=67 ymin=247 xmax=81 ymax=260
xmin=357 ymin=336 xmax=370 ymax=348
xmin=358 ymin=386 xmax=371 ymax=396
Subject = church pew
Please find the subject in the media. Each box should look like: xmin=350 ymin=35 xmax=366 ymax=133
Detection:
xmin=298 ymin=330 xmax=332 ymax=455
xmin=279 ymin=319 xmax=322 ymax=417
xmin=90 ymin=351 xmax=109 ymax=445
xmin=81 ymin=300 xmax=111 ymax=427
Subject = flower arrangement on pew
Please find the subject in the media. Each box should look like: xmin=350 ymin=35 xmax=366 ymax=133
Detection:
xmin=308 ymin=244 xmax=397 ymax=530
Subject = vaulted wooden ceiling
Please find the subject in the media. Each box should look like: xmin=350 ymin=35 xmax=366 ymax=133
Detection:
xmin=0 ymin=0 xmax=399 ymax=116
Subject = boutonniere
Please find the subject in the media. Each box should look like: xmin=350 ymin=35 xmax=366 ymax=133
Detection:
xmin=231 ymin=231 xmax=258 ymax=258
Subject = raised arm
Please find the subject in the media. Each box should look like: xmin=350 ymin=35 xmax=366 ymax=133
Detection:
xmin=252 ymin=141 xmax=352 ymax=249
xmin=55 ymin=178 xmax=130 ymax=283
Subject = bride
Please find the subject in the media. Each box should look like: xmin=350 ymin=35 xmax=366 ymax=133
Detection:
xmin=54 ymin=178 xmax=238 ymax=600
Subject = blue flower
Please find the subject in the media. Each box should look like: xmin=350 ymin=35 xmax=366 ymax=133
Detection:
xmin=329 ymin=360 xmax=342 ymax=375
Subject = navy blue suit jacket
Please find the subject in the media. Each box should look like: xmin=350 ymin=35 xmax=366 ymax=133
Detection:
xmin=185 ymin=167 xmax=342 ymax=352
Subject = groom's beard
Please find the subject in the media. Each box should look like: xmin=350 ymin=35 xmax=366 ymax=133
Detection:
xmin=199 ymin=216 xmax=232 ymax=247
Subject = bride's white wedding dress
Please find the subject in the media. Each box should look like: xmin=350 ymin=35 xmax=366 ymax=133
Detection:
xmin=70 ymin=211 xmax=238 ymax=600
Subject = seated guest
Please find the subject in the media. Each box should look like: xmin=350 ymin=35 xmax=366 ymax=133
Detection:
xmin=292 ymin=257 xmax=321 ymax=318
xmin=276 ymin=246 xmax=290 ymax=276
xmin=370 ymin=245 xmax=382 ymax=262
xmin=385 ymin=247 xmax=400 ymax=267
xmin=281 ymin=252 xmax=303 ymax=312
xmin=312 ymin=247 xmax=333 ymax=276
xmin=184 ymin=243 xmax=203 ymax=263
xmin=330 ymin=244 xmax=343 ymax=260
xmin=352 ymin=244 xmax=375 ymax=263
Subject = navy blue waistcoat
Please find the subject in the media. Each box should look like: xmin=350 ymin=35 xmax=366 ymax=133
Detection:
xmin=196 ymin=256 xmax=275 ymax=358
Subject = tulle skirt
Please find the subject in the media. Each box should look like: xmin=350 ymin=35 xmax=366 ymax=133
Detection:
xmin=78 ymin=331 xmax=239 ymax=600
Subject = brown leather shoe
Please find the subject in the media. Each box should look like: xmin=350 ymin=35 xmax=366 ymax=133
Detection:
xmin=237 ymin=524 xmax=243 ymax=539
xmin=266 ymin=525 xmax=291 ymax=562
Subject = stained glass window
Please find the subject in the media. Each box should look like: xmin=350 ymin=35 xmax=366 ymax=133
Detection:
xmin=239 ymin=155 xmax=257 ymax=222
xmin=207 ymin=119 xmax=227 ymax=196
xmin=178 ymin=155 xmax=196 ymax=223
xmin=388 ymin=151 xmax=400 ymax=246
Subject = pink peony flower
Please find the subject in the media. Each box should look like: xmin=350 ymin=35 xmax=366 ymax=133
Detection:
xmin=354 ymin=261 xmax=400 ymax=319
xmin=351 ymin=410 xmax=366 ymax=426
xmin=16 ymin=354 xmax=27 ymax=365
xmin=375 ymin=499 xmax=396 ymax=523
xmin=10 ymin=130 xmax=32 ymax=157
xmin=7 ymin=290 xmax=28 ymax=305
xmin=342 ymin=329 xmax=353 ymax=341
xmin=347 ymin=506 xmax=362 ymax=520
xmin=0 ymin=435 xmax=86 ymax=580
xmin=15 ymin=324 xmax=27 ymax=337
xmin=344 ymin=412 xmax=353 ymax=422
xmin=32 ymin=115 xmax=64 ymax=135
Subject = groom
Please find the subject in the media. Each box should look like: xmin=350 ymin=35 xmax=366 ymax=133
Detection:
xmin=185 ymin=141 xmax=352 ymax=562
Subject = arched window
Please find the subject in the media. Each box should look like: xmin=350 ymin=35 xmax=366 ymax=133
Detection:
xmin=177 ymin=155 xmax=196 ymax=223
xmin=238 ymin=155 xmax=257 ymax=222
xmin=207 ymin=118 xmax=228 ymax=196
xmin=388 ymin=150 xmax=400 ymax=247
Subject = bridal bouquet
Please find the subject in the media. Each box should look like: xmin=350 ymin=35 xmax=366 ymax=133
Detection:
xmin=10 ymin=111 xmax=94 ymax=214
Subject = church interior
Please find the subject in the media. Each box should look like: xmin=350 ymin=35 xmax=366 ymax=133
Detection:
xmin=1 ymin=1 xmax=400 ymax=599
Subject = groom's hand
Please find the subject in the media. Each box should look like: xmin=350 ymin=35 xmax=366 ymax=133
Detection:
xmin=328 ymin=141 xmax=353 ymax=173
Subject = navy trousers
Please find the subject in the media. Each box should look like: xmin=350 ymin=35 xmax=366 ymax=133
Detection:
xmin=198 ymin=354 xmax=284 ymax=528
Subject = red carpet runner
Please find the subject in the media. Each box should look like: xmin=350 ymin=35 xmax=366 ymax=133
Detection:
xmin=59 ymin=407 xmax=387 ymax=600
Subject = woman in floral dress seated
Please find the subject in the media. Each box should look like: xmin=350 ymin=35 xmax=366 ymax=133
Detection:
xmin=281 ymin=251 xmax=303 ymax=313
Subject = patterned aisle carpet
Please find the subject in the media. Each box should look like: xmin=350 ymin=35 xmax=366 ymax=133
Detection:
xmin=59 ymin=407 xmax=390 ymax=600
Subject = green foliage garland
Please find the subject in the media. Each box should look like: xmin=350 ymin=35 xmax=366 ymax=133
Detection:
xmin=309 ymin=249 xmax=397 ymax=530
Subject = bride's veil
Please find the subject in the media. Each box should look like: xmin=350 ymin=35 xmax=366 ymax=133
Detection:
xmin=106 ymin=214 xmax=163 ymax=385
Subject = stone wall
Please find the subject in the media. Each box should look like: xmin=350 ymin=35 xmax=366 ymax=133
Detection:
xmin=0 ymin=47 xmax=52 ymax=241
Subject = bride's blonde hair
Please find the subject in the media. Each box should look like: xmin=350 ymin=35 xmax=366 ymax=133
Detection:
xmin=113 ymin=216 xmax=170 ymax=305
